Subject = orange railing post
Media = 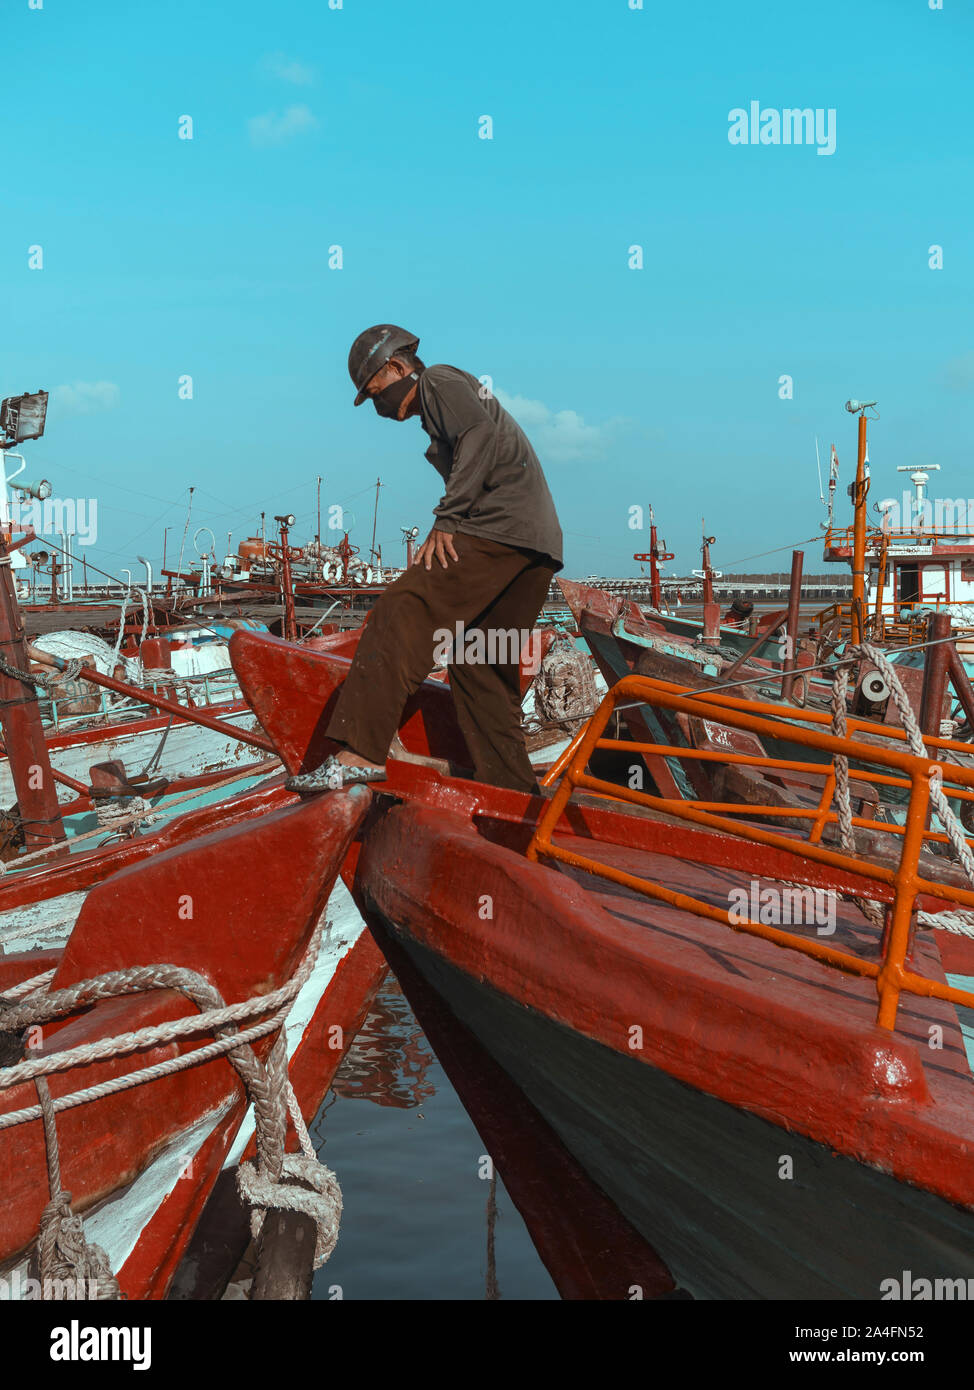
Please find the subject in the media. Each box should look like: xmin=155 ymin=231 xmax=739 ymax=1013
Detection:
xmin=876 ymin=771 xmax=932 ymax=1031
xmin=528 ymin=689 xmax=616 ymax=860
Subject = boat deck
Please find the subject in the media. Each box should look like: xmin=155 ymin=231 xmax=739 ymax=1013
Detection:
xmin=548 ymin=831 xmax=974 ymax=1094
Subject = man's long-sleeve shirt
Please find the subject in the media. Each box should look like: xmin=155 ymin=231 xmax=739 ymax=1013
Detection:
xmin=417 ymin=364 xmax=564 ymax=571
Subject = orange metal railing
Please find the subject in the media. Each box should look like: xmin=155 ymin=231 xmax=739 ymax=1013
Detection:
xmin=527 ymin=673 xmax=974 ymax=1033
xmin=825 ymin=524 xmax=974 ymax=552
xmin=815 ymin=599 xmax=974 ymax=646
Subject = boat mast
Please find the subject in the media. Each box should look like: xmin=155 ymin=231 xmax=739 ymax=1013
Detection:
xmin=649 ymin=507 xmax=662 ymax=611
xmin=175 ymin=485 xmax=195 ymax=585
xmin=633 ymin=504 xmax=674 ymax=612
xmin=846 ymin=398 xmax=877 ymax=644
xmin=700 ymin=521 xmax=720 ymax=638
xmin=0 ymin=534 xmax=67 ymax=852
xmin=0 ymin=388 xmax=66 ymax=853
xmin=275 ymin=513 xmax=297 ymax=642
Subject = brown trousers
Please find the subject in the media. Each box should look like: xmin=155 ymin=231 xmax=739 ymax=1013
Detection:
xmin=325 ymin=533 xmax=556 ymax=792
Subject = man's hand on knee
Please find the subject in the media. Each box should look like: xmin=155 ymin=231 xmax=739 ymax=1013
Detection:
xmin=414 ymin=527 xmax=460 ymax=571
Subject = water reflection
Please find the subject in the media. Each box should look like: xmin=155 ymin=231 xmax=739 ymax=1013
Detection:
xmin=310 ymin=976 xmax=558 ymax=1301
xmin=330 ymin=975 xmax=437 ymax=1109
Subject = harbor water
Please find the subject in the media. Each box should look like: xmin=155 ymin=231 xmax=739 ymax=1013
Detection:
xmin=308 ymin=976 xmax=558 ymax=1300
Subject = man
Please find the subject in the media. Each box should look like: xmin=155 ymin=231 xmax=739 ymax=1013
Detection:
xmin=289 ymin=323 xmax=563 ymax=795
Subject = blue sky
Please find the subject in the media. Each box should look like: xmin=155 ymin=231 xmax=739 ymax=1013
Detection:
xmin=2 ymin=0 xmax=971 ymax=584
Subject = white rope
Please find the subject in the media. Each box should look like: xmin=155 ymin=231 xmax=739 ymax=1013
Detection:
xmin=95 ymin=794 xmax=158 ymax=834
xmin=830 ymin=643 xmax=974 ymax=936
xmin=0 ymin=956 xmax=317 ymax=1094
xmin=237 ymin=1154 xmax=342 ymax=1271
xmin=0 ymin=968 xmax=57 ymax=1002
xmin=918 ymin=908 xmax=974 ymax=937
xmin=286 ymin=1082 xmax=316 ymax=1160
xmin=108 ymin=586 xmax=131 ymax=672
xmin=136 ymin=588 xmax=150 ymax=647
xmin=0 ymin=915 xmax=341 ymax=1291
xmin=0 ymin=1009 xmax=289 ymax=1131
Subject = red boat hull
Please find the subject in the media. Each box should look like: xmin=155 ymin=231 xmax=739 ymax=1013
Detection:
xmin=354 ymin=792 xmax=974 ymax=1299
xmin=0 ymin=785 xmax=376 ymax=1298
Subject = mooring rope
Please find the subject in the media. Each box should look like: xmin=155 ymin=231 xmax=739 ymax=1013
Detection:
xmin=829 ymin=643 xmax=974 ymax=938
xmin=0 ymin=652 xmax=84 ymax=690
xmin=0 ymin=969 xmax=56 ymax=1001
xmin=30 ymin=1075 xmax=120 ymax=1300
xmin=0 ymin=915 xmax=341 ymax=1297
xmin=237 ymin=1153 xmax=342 ymax=1271
xmin=0 ymin=759 xmax=281 ymax=876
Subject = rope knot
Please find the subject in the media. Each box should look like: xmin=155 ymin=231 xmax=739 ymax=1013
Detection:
xmin=32 ymin=1189 xmax=119 ymax=1300
xmin=237 ymin=1154 xmax=342 ymax=1270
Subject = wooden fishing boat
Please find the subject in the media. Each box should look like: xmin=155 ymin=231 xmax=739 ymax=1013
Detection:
xmin=559 ymin=576 xmax=825 ymax=711
xmin=0 ymin=784 xmax=385 ymax=1300
xmin=231 ymin=627 xmax=974 ymax=1300
xmin=0 ymin=559 xmax=386 ymax=1299
xmin=0 ymin=617 xmax=273 ymax=820
xmin=0 ymin=691 xmax=265 ymax=823
xmin=556 ymin=576 xmax=974 ymax=827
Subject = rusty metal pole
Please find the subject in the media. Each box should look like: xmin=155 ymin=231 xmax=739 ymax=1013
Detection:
xmin=649 ymin=513 xmax=662 ymax=611
xmin=28 ymin=644 xmax=276 ymax=754
xmin=278 ymin=519 xmax=297 ymax=643
xmin=851 ymin=411 xmax=869 ymax=645
xmin=633 ymin=512 xmax=674 ymax=615
xmin=0 ymin=537 xmax=67 ymax=853
xmin=946 ymin=643 xmax=974 ymax=730
xmin=781 ymin=549 xmax=804 ymax=702
xmin=919 ymin=611 xmax=952 ymax=739
xmin=873 ymin=531 xmax=889 ymax=640
xmin=701 ymin=526 xmax=719 ymax=640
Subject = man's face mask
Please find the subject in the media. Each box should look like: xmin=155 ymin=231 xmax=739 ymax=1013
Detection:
xmin=372 ymin=372 xmax=418 ymax=419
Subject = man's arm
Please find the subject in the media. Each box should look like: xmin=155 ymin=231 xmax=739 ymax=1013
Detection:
xmin=422 ymin=370 xmax=500 ymax=535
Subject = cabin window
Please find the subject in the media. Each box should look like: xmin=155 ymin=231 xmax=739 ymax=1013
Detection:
xmin=920 ymin=564 xmax=949 ymax=603
xmin=962 ymin=562 xmax=974 ymax=583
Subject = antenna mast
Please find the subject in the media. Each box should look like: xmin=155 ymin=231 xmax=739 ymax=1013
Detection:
xmin=370 ymin=477 xmax=381 ymax=564
xmin=175 ymin=485 xmax=195 ymax=585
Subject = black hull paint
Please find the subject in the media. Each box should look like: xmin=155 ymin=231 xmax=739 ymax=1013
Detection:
xmin=378 ymin=911 xmax=974 ymax=1301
